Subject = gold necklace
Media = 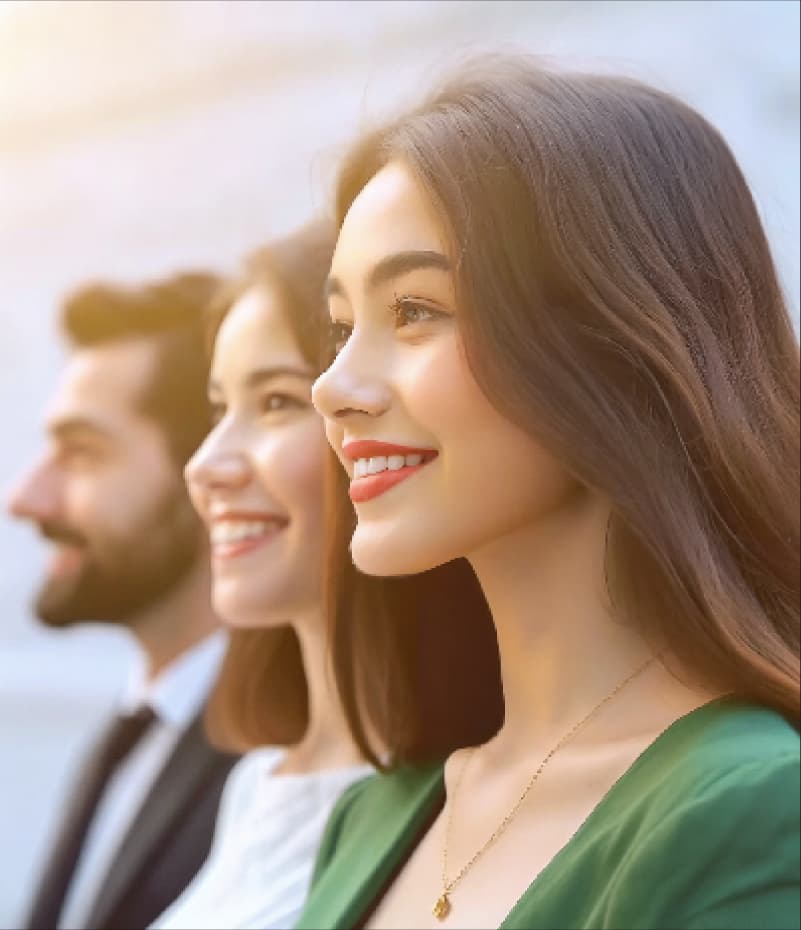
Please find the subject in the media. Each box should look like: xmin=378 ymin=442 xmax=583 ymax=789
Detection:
xmin=433 ymin=655 xmax=656 ymax=921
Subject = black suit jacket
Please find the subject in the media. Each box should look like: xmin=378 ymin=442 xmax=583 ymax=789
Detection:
xmin=25 ymin=713 xmax=238 ymax=930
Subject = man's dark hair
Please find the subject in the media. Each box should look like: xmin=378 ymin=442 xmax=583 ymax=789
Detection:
xmin=62 ymin=272 xmax=222 ymax=465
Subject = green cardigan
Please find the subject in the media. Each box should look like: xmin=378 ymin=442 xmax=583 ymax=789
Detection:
xmin=296 ymin=699 xmax=800 ymax=929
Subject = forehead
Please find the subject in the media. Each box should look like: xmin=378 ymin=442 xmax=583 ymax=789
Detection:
xmin=333 ymin=162 xmax=449 ymax=277
xmin=211 ymin=284 xmax=305 ymax=380
xmin=48 ymin=338 xmax=159 ymax=432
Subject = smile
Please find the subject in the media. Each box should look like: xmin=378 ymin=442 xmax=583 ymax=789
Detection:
xmin=210 ymin=515 xmax=288 ymax=559
xmin=49 ymin=543 xmax=86 ymax=578
xmin=343 ymin=441 xmax=438 ymax=504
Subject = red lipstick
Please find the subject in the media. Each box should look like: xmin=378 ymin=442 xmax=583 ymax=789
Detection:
xmin=342 ymin=440 xmax=438 ymax=504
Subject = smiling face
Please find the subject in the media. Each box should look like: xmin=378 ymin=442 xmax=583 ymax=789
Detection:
xmin=185 ymin=285 xmax=327 ymax=627
xmin=312 ymin=162 xmax=579 ymax=577
xmin=7 ymin=337 xmax=203 ymax=626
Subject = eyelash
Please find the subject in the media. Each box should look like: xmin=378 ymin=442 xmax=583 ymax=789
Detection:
xmin=389 ymin=295 xmax=443 ymax=327
xmin=328 ymin=296 xmax=446 ymax=355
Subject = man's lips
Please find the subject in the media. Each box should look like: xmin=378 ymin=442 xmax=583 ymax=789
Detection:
xmin=342 ymin=440 xmax=438 ymax=504
xmin=48 ymin=544 xmax=86 ymax=578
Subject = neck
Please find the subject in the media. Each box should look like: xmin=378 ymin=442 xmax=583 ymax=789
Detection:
xmin=280 ymin=606 xmax=365 ymax=774
xmin=129 ymin=555 xmax=220 ymax=681
xmin=468 ymin=490 xmax=656 ymax=761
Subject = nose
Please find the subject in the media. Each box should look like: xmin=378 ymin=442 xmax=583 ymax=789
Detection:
xmin=6 ymin=459 xmax=60 ymax=524
xmin=184 ymin=424 xmax=251 ymax=494
xmin=312 ymin=340 xmax=391 ymax=423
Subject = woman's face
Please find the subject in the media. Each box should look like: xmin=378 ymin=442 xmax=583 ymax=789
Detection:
xmin=186 ymin=285 xmax=327 ymax=626
xmin=313 ymin=162 xmax=577 ymax=577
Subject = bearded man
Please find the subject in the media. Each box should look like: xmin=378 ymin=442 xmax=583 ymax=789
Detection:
xmin=8 ymin=273 xmax=237 ymax=930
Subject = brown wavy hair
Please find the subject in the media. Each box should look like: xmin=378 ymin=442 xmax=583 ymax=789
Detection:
xmin=328 ymin=56 xmax=800 ymax=767
xmin=203 ymin=219 xmax=337 ymax=751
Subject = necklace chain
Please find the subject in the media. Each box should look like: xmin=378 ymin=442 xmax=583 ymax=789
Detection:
xmin=434 ymin=655 xmax=657 ymax=920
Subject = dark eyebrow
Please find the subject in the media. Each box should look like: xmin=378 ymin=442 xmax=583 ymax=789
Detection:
xmin=324 ymin=249 xmax=450 ymax=300
xmin=48 ymin=416 xmax=113 ymax=443
xmin=208 ymin=366 xmax=315 ymax=395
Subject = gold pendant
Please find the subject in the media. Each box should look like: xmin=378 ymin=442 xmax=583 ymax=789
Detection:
xmin=433 ymin=893 xmax=451 ymax=920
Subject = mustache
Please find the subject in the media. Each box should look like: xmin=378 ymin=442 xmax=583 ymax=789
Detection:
xmin=38 ymin=520 xmax=88 ymax=548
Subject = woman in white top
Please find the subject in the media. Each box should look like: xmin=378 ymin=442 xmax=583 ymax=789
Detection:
xmin=151 ymin=220 xmax=372 ymax=930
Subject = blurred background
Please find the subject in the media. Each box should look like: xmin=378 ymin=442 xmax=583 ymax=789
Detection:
xmin=0 ymin=0 xmax=798 ymax=923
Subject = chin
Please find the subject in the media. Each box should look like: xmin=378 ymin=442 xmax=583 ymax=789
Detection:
xmin=214 ymin=605 xmax=265 ymax=629
xmin=350 ymin=522 xmax=452 ymax=577
xmin=213 ymin=588 xmax=276 ymax=629
xmin=213 ymin=578 xmax=320 ymax=628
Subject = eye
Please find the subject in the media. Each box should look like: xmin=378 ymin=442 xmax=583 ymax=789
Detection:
xmin=259 ymin=392 xmax=305 ymax=414
xmin=59 ymin=444 xmax=101 ymax=467
xmin=390 ymin=296 xmax=445 ymax=328
xmin=328 ymin=321 xmax=353 ymax=356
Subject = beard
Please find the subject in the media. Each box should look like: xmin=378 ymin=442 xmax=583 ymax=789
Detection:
xmin=34 ymin=484 xmax=204 ymax=628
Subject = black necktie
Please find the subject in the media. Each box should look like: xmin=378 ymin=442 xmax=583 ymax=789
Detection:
xmin=25 ymin=706 xmax=157 ymax=930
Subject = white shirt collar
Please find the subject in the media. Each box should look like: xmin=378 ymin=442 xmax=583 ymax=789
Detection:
xmin=120 ymin=630 xmax=228 ymax=729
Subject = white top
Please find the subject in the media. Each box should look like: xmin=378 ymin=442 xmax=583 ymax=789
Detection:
xmin=150 ymin=748 xmax=373 ymax=930
xmin=57 ymin=631 xmax=228 ymax=930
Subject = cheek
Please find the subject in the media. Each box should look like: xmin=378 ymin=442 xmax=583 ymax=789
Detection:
xmin=254 ymin=422 xmax=327 ymax=522
xmin=69 ymin=470 xmax=139 ymax=537
xmin=184 ymin=479 xmax=206 ymax=526
xmin=439 ymin=348 xmax=575 ymax=524
xmin=118 ymin=444 xmax=190 ymax=532
xmin=401 ymin=335 xmax=490 ymax=450
xmin=292 ymin=430 xmax=328 ymax=515
xmin=325 ymin=420 xmax=345 ymax=462
xmin=352 ymin=336 xmax=577 ymax=575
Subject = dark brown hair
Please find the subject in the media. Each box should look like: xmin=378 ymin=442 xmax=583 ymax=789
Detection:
xmin=328 ymin=55 xmax=800 ymax=766
xmin=63 ymin=272 xmax=222 ymax=465
xmin=325 ymin=472 xmax=504 ymax=767
xmin=204 ymin=220 xmax=338 ymax=752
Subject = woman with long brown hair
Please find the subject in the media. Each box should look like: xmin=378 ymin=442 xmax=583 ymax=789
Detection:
xmin=299 ymin=57 xmax=800 ymax=929
xmin=149 ymin=221 xmax=375 ymax=930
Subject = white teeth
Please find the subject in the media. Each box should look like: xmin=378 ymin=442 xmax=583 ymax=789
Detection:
xmin=211 ymin=520 xmax=281 ymax=545
xmin=352 ymin=453 xmax=430 ymax=477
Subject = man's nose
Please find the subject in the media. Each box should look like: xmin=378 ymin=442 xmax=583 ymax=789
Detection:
xmin=6 ymin=460 xmax=60 ymax=524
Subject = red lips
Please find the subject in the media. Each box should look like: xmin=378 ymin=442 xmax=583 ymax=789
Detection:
xmin=342 ymin=440 xmax=438 ymax=503
xmin=341 ymin=440 xmax=437 ymax=460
